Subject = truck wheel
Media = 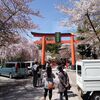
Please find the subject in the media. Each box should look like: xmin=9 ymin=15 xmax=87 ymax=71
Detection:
xmin=90 ymin=92 xmax=100 ymax=100
xmin=9 ymin=73 xmax=13 ymax=79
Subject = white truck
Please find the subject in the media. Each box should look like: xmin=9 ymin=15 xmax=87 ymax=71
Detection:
xmin=76 ymin=60 xmax=100 ymax=100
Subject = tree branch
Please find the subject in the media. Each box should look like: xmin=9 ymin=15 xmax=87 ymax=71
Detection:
xmin=86 ymin=10 xmax=100 ymax=42
xmin=1 ymin=0 xmax=20 ymax=25
xmin=3 ymin=10 xmax=19 ymax=24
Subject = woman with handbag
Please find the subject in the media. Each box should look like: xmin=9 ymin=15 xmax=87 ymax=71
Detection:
xmin=43 ymin=66 xmax=55 ymax=100
xmin=57 ymin=65 xmax=70 ymax=100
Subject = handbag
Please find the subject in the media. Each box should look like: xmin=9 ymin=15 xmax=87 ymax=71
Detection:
xmin=66 ymin=83 xmax=71 ymax=90
xmin=48 ymin=81 xmax=55 ymax=89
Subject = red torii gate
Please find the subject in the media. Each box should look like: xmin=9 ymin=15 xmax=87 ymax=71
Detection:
xmin=31 ymin=32 xmax=78 ymax=68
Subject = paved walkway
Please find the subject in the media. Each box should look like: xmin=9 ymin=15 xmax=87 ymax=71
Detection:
xmin=0 ymin=68 xmax=82 ymax=100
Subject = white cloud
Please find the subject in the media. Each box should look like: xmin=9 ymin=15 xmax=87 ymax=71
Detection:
xmin=52 ymin=21 xmax=77 ymax=33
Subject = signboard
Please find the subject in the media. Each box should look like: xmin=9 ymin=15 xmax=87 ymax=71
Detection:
xmin=55 ymin=32 xmax=61 ymax=43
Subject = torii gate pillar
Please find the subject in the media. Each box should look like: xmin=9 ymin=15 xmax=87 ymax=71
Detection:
xmin=71 ymin=35 xmax=75 ymax=69
xmin=41 ymin=36 xmax=46 ymax=65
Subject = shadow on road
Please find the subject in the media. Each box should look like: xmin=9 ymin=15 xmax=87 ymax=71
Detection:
xmin=0 ymin=82 xmax=43 ymax=100
xmin=68 ymin=90 xmax=78 ymax=97
xmin=53 ymin=90 xmax=78 ymax=100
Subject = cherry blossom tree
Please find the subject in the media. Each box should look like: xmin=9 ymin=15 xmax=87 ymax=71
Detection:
xmin=0 ymin=36 xmax=39 ymax=63
xmin=0 ymin=0 xmax=41 ymax=47
xmin=57 ymin=0 xmax=100 ymax=42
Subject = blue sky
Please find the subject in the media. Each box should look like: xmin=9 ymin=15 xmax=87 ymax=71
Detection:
xmin=26 ymin=0 xmax=77 ymax=41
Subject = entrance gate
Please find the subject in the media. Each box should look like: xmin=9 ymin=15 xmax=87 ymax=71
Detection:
xmin=31 ymin=32 xmax=79 ymax=69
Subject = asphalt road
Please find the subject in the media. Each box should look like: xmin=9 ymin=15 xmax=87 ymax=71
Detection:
xmin=0 ymin=69 xmax=83 ymax=100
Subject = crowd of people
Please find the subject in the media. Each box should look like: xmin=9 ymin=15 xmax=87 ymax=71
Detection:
xmin=32 ymin=59 xmax=70 ymax=100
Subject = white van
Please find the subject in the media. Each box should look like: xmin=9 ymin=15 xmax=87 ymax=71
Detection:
xmin=24 ymin=61 xmax=34 ymax=75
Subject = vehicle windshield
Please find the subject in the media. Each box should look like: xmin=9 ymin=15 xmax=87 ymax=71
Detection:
xmin=6 ymin=63 xmax=15 ymax=68
xmin=25 ymin=63 xmax=30 ymax=67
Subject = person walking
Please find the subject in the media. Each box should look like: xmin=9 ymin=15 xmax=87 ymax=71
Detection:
xmin=57 ymin=65 xmax=70 ymax=100
xmin=32 ymin=61 xmax=39 ymax=87
xmin=37 ymin=63 xmax=43 ymax=86
xmin=43 ymin=66 xmax=55 ymax=100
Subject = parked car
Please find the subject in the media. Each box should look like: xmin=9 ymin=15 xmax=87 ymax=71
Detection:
xmin=0 ymin=62 xmax=28 ymax=78
xmin=24 ymin=61 xmax=34 ymax=75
